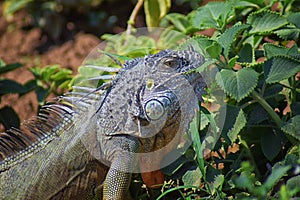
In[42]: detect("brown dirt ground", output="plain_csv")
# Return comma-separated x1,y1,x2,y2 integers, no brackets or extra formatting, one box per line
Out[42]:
0,4,101,131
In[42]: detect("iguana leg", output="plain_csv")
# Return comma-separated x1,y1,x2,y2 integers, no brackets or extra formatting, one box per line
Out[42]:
103,135,140,200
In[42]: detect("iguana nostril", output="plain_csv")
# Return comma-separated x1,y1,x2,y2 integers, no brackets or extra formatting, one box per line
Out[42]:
144,99,166,120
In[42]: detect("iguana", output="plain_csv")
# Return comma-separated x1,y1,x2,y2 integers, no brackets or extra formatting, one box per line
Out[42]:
0,49,206,200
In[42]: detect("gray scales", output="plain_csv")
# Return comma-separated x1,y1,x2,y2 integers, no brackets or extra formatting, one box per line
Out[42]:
0,49,206,200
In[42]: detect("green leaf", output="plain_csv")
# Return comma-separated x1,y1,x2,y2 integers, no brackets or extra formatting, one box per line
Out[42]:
179,36,215,57
263,43,299,59
190,113,205,176
193,2,234,30
227,109,247,143
263,163,291,190
288,12,300,28
157,28,186,50
247,11,288,34
286,175,300,196
205,42,222,59
35,86,49,104
208,175,224,195
0,62,23,74
218,22,250,58
165,13,191,33
200,111,210,130
266,57,300,84
216,68,259,102
281,115,300,140
238,43,254,63
275,26,300,40
3,0,33,18
291,102,300,115
0,79,27,95
228,55,239,68
50,68,72,81
0,106,20,129
261,129,285,161
144,0,171,28
182,167,202,187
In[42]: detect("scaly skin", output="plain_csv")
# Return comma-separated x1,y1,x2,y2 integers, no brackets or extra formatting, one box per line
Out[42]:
0,49,206,200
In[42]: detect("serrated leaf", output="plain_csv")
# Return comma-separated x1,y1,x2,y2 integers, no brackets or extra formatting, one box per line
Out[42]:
263,164,291,190
288,12,300,28
144,0,170,28
227,109,247,143
218,22,250,58
182,167,202,186
281,115,300,140
266,57,300,84
263,43,299,59
275,27,300,40
200,111,210,130
247,11,288,34
216,68,259,102
229,0,261,9
193,2,234,30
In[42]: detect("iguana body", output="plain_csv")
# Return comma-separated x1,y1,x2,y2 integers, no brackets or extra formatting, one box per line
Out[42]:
0,49,206,200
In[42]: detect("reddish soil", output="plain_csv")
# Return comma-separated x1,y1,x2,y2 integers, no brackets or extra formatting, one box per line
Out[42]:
0,4,101,130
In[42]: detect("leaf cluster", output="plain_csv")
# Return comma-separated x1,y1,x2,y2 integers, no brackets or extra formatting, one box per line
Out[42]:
0,61,72,130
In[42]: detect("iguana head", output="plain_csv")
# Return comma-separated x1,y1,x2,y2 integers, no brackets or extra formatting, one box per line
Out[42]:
97,49,206,166
97,49,206,138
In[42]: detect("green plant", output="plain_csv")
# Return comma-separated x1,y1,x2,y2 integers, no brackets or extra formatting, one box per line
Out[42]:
0,61,73,130
0,60,28,129
155,0,300,199
29,65,73,104
73,0,300,198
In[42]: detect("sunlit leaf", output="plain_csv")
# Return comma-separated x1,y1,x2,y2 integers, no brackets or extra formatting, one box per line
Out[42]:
247,11,288,34
266,56,300,84
216,68,259,102
218,22,250,58
227,109,247,143
193,2,234,30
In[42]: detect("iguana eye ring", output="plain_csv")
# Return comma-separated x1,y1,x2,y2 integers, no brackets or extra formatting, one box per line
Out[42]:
144,99,166,120
163,58,175,67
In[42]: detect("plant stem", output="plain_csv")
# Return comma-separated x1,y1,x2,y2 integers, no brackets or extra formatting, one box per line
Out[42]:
251,90,283,128
126,0,144,35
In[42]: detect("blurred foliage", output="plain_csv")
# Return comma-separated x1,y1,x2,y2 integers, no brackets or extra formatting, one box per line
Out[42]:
3,0,118,39
0,60,72,129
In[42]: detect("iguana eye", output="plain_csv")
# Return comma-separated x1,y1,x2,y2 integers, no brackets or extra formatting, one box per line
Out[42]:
163,58,175,67
144,99,165,120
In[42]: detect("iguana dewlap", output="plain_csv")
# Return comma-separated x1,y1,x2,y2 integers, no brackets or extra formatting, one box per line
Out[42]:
0,49,206,200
